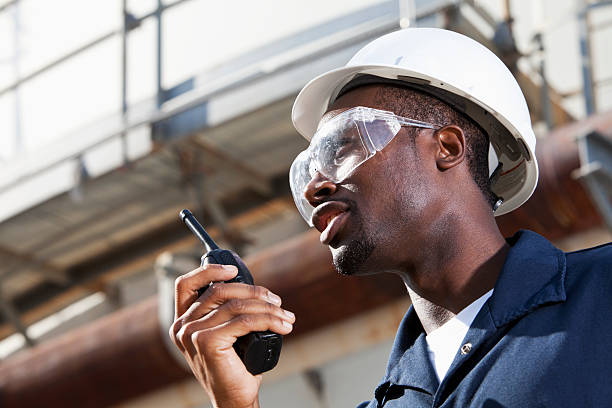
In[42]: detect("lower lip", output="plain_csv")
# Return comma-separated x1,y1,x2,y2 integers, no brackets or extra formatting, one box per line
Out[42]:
320,212,349,245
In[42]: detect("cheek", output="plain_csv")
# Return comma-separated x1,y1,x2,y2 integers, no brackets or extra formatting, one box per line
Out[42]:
397,174,431,215
344,148,430,230
378,160,434,232
355,171,407,231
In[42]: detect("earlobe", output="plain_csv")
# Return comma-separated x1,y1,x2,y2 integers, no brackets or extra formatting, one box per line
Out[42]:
435,125,465,171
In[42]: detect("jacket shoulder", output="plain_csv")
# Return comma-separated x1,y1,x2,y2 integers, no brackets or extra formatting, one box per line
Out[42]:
564,241,612,289
565,240,612,264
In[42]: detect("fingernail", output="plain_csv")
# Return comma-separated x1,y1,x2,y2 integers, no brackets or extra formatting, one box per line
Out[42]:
283,310,295,320
267,292,281,305
222,265,237,272
282,320,293,329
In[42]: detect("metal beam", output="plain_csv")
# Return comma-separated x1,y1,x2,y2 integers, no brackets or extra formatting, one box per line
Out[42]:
578,1,597,115
496,111,612,237
573,131,612,229
0,0,195,98
0,0,410,194
587,0,612,10
462,0,498,27
0,177,291,333
188,138,272,195
446,3,574,127
179,157,253,254
0,290,35,347
0,245,68,284
155,0,164,108
0,29,120,98
0,0,17,14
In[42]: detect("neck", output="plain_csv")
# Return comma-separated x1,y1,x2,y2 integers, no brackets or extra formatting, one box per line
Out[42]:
397,214,509,334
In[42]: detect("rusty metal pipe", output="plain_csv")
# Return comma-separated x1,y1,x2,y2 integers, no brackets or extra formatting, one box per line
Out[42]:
497,111,612,238
0,298,187,407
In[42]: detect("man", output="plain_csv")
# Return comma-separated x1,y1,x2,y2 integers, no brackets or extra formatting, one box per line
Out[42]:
170,28,612,407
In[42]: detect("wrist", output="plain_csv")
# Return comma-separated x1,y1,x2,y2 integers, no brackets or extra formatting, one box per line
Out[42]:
212,395,260,408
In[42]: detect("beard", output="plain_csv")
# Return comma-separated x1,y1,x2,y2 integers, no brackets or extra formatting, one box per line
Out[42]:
331,213,376,276
333,237,375,276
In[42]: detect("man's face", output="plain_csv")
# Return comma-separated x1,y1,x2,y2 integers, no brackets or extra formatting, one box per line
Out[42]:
303,85,441,276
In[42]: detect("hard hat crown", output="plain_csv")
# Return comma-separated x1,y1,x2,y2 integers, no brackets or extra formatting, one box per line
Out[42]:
292,28,538,215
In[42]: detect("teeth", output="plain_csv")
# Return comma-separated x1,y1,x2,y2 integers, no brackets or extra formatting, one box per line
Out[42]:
324,212,341,230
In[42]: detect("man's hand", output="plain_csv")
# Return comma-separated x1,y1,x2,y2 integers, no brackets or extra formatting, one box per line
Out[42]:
169,264,295,408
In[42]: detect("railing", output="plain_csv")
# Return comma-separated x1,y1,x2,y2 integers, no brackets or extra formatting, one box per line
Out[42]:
0,0,459,199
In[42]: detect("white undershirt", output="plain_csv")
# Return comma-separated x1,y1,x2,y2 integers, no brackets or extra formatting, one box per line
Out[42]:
425,289,493,382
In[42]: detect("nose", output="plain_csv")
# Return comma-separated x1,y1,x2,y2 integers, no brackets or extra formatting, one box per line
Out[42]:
304,172,338,206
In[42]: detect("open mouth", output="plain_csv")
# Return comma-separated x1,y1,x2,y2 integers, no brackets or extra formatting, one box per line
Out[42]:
312,201,350,246
321,209,343,230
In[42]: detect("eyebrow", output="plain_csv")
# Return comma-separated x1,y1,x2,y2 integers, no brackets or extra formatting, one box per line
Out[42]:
318,107,351,128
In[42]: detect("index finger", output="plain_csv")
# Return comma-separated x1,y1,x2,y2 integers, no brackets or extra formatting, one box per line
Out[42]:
174,263,238,319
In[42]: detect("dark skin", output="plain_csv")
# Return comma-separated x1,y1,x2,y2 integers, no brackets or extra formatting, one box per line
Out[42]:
169,84,509,407
306,85,509,332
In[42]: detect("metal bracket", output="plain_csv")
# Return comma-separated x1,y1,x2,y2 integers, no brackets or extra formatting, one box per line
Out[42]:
155,252,196,372
0,288,35,347
573,130,612,230
175,145,254,253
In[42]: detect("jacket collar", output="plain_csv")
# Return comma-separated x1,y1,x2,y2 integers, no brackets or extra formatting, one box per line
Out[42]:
384,309,439,395
487,230,567,328
382,230,567,392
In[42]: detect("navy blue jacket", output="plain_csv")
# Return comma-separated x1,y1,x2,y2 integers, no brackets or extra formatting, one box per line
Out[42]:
358,230,612,407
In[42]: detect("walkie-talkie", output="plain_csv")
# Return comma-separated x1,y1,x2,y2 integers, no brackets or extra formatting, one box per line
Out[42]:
180,209,283,375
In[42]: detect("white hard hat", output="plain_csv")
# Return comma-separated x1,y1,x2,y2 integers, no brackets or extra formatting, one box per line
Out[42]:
292,28,538,216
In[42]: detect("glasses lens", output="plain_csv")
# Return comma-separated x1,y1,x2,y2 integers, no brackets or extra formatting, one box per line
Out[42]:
311,118,369,181
361,117,402,151
290,118,372,226
289,150,315,226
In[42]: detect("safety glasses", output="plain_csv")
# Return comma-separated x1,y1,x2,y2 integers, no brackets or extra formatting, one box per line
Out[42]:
290,106,441,226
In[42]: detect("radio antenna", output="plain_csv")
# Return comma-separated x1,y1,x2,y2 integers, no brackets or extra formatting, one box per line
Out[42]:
180,209,219,252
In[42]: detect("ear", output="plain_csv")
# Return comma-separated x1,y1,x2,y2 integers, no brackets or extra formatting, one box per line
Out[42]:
435,125,465,171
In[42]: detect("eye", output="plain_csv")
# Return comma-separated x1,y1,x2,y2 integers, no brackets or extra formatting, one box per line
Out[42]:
333,138,353,164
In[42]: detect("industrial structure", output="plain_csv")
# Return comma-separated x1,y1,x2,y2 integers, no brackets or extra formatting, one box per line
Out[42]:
0,0,611,406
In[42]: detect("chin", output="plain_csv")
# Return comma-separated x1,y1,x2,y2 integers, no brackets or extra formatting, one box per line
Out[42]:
331,237,375,276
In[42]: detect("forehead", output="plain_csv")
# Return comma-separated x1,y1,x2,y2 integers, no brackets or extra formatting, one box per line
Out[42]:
319,84,392,127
